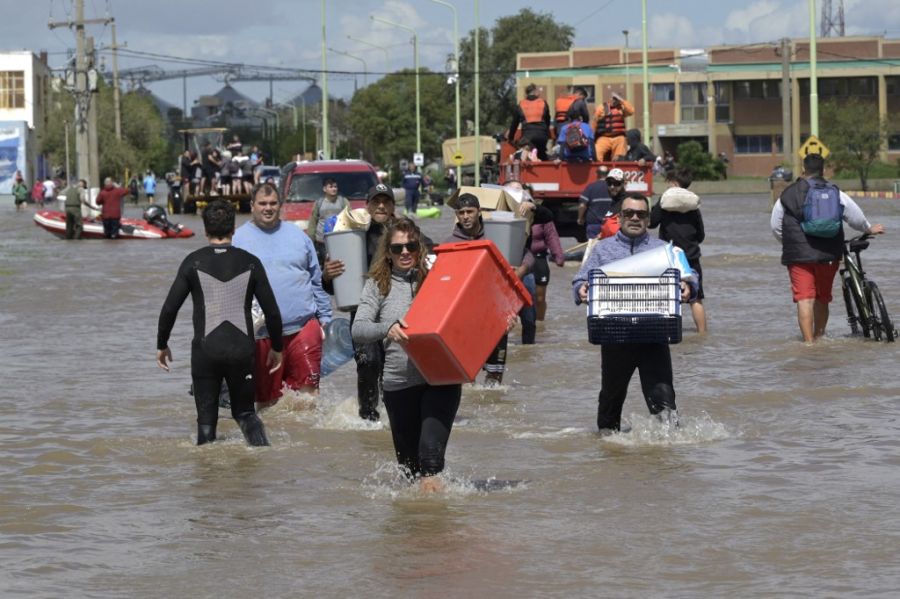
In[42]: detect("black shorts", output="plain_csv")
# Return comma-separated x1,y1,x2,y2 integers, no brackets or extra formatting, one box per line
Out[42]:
533,252,550,285
689,258,704,300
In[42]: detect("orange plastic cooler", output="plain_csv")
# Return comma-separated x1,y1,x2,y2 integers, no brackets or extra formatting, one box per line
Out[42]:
403,240,533,385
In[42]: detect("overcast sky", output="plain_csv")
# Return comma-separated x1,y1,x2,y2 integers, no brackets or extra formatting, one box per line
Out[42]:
4,0,899,108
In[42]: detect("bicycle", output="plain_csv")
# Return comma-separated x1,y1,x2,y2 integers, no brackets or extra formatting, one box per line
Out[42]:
839,234,896,342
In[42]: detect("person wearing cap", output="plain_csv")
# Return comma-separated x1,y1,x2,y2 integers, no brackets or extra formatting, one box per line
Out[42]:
577,167,627,239
565,87,592,126
770,153,885,343
445,191,536,387
508,83,551,161
594,92,634,162
573,194,696,432
320,183,397,421
233,182,333,405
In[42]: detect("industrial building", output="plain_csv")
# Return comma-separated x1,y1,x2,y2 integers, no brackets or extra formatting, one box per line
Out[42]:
516,35,900,177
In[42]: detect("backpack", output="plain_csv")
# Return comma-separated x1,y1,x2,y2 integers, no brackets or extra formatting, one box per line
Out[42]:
800,180,843,238
564,124,588,151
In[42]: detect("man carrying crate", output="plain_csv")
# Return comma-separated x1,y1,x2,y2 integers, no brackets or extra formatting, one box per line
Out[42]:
572,194,696,432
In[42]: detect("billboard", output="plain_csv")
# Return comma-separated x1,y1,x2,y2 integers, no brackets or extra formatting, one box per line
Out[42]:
0,121,27,194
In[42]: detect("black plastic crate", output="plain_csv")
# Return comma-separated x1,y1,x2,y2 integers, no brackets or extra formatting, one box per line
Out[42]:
586,267,682,344
587,314,682,345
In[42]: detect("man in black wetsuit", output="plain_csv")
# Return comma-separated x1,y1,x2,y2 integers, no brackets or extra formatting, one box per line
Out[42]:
156,199,284,446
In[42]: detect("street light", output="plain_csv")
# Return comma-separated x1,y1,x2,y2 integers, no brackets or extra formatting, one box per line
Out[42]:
371,16,421,155
474,0,481,185
328,46,368,89
641,0,650,137
623,29,631,128
432,0,461,156
321,0,329,159
347,34,390,73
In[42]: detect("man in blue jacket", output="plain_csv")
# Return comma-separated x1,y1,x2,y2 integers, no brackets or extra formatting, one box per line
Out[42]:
573,194,695,432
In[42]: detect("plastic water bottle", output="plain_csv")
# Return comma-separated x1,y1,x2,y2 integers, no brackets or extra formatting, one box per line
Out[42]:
321,318,355,377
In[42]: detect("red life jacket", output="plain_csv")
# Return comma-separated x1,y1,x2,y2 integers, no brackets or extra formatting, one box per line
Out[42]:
596,102,627,137
519,98,547,124
554,94,578,122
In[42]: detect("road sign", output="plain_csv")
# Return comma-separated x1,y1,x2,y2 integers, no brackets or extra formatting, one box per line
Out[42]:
798,135,830,160
452,152,464,165
413,152,424,167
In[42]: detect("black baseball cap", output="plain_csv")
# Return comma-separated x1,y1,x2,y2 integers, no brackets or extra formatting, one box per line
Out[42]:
367,183,394,203
455,193,480,209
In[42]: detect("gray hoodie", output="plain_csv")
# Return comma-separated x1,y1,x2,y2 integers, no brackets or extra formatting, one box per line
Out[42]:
351,271,427,391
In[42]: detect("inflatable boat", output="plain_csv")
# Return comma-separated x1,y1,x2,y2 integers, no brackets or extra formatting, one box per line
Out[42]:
33,205,194,240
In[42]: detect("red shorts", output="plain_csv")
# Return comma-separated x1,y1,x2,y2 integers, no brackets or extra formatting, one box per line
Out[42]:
254,319,323,405
787,262,840,303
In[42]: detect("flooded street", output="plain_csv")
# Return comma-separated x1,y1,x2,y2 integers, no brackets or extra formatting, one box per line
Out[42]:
2,193,900,596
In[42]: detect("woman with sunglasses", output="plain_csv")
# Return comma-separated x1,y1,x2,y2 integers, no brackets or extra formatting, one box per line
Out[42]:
351,217,461,493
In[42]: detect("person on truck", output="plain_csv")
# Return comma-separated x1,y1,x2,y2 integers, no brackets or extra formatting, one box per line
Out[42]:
555,117,595,163
566,87,592,125
594,92,634,162
619,128,656,165
508,83,551,161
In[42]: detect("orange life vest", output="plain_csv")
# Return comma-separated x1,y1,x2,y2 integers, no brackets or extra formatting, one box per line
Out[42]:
596,102,627,137
519,98,547,124
554,94,578,122
600,214,620,239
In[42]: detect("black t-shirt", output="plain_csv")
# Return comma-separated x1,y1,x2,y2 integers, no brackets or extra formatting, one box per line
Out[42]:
579,180,613,225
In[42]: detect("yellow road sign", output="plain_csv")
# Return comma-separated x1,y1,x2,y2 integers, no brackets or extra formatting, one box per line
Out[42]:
798,135,830,159
452,152,464,165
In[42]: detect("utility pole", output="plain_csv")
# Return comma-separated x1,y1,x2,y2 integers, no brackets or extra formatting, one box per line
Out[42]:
48,0,111,187
780,38,793,169
110,18,123,140
86,36,99,187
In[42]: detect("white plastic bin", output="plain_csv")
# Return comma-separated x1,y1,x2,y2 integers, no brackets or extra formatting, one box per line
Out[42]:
482,215,527,267
324,229,368,311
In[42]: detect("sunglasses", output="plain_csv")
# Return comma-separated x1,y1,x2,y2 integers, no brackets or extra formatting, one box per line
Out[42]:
621,209,649,219
389,242,420,255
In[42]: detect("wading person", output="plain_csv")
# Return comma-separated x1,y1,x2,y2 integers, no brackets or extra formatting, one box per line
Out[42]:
573,195,695,432
770,153,884,343
351,218,461,493
233,182,332,405
322,183,397,421
156,200,283,446
63,179,90,240
307,177,349,266
95,177,129,239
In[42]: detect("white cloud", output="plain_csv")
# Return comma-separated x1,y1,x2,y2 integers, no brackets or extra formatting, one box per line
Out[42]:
647,14,698,48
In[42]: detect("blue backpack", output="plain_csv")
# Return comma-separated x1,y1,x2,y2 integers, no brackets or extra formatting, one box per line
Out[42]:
801,180,843,238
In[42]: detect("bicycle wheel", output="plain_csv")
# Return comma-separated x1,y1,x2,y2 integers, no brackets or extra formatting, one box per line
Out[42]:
852,279,872,338
867,281,896,343
841,274,861,336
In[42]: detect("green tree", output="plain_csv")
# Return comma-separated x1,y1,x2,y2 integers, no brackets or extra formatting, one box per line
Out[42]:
41,79,171,184
820,97,898,191
347,68,454,170
675,141,725,180
457,9,574,136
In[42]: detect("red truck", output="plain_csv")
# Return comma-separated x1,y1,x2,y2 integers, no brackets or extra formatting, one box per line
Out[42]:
278,159,379,227
497,141,653,242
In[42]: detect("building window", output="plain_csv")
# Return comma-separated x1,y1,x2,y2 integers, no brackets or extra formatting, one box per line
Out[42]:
652,83,674,102
715,81,731,123
800,76,876,97
0,71,25,109
680,82,707,122
890,134,900,151
733,80,781,100
735,135,774,154
888,77,900,96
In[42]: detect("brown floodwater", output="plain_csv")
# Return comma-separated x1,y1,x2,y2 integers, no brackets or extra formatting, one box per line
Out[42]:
2,193,899,596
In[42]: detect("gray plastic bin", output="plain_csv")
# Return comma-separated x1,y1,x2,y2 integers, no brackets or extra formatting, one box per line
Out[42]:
324,229,368,311
482,217,527,267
